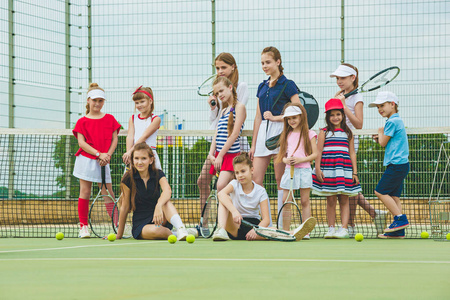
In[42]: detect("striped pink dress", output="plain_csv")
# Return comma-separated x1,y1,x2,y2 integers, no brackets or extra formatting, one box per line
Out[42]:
312,128,361,196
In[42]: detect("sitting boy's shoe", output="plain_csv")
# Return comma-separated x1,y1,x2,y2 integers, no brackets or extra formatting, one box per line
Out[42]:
373,209,388,234
78,225,90,238
187,227,199,238
333,227,349,239
378,229,405,239
177,226,189,241
293,217,316,241
212,227,230,241
384,214,409,233
348,226,356,238
324,227,336,239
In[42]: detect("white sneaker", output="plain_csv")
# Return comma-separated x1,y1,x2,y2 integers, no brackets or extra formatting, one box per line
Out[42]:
374,209,388,234
292,217,316,241
187,227,199,238
302,234,310,240
177,226,189,241
324,227,336,239
333,227,349,239
78,225,90,238
212,227,230,241
348,226,356,238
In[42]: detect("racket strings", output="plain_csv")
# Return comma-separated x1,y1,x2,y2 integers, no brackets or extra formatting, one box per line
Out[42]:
277,202,302,232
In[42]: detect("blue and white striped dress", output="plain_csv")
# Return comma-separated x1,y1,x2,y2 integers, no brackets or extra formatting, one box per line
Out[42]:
312,128,361,196
215,108,243,153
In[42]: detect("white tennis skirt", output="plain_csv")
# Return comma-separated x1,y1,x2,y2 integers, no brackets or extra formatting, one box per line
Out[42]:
73,155,112,183
254,120,284,157
280,167,313,190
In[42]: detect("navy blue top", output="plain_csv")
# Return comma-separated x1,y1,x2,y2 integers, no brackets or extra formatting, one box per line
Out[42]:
122,168,166,235
256,75,299,120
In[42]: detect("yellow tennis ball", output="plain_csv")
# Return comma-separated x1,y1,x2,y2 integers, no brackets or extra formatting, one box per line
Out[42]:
168,234,177,244
107,233,116,242
446,233,450,240
420,231,429,239
55,232,64,240
186,234,195,244
355,233,364,242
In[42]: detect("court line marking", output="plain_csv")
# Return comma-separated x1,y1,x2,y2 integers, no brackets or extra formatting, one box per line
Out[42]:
0,240,166,254
0,257,449,264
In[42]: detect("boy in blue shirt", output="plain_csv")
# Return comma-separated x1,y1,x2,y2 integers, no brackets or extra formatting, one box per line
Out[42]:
370,91,409,239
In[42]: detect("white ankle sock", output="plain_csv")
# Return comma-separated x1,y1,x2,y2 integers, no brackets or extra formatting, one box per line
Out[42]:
170,214,184,229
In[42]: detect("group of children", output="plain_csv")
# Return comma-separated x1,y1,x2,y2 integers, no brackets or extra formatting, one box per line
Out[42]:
72,47,410,241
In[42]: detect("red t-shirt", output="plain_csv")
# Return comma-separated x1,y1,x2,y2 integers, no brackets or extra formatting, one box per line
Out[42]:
73,114,121,159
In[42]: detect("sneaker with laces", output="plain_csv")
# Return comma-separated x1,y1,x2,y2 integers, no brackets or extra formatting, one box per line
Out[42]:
384,214,409,233
348,226,356,238
78,225,90,238
378,228,405,239
292,217,316,241
324,227,336,239
212,227,230,241
177,226,189,241
187,227,199,238
373,209,388,234
333,227,349,239
302,234,310,240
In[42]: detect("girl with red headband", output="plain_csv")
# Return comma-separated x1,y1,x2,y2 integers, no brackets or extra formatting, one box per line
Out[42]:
123,86,162,170
72,83,121,238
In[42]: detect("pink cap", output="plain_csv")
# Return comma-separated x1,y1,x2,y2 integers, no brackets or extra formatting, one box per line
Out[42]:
325,98,344,112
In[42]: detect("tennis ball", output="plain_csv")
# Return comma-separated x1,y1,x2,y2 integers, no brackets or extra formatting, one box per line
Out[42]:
446,233,450,240
55,232,64,240
420,231,429,239
186,234,195,244
107,233,116,242
355,233,364,242
168,234,177,244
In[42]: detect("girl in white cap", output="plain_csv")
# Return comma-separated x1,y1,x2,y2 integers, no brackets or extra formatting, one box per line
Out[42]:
330,64,387,236
72,83,121,238
275,103,318,239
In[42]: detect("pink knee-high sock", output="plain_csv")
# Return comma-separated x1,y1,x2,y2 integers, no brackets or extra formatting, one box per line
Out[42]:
78,198,90,227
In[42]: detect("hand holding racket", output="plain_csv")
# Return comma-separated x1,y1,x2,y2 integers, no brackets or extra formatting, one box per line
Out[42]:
344,66,400,98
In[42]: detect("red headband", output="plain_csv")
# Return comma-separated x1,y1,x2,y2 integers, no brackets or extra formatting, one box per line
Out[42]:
133,85,153,101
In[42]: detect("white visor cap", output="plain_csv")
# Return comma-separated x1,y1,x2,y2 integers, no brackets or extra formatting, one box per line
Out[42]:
87,89,106,100
330,65,357,78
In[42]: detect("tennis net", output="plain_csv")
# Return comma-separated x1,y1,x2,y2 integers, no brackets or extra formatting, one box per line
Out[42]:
1,128,449,238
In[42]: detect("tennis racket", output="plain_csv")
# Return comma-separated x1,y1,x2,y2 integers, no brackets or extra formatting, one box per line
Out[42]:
277,165,303,232
241,220,296,242
344,66,400,98
111,194,133,239
89,166,116,238
197,75,216,97
298,89,319,129
199,173,219,238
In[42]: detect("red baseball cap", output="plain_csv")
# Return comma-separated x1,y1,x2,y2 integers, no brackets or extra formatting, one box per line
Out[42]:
325,98,344,112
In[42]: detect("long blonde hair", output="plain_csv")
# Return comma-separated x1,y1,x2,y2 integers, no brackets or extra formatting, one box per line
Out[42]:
213,76,238,136
275,103,311,164
86,83,105,114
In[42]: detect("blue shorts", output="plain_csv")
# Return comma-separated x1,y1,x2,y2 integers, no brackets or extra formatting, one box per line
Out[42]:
375,163,409,197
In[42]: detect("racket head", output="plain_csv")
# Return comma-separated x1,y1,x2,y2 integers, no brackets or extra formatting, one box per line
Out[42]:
241,220,295,242
277,201,303,232
112,196,133,239
298,91,319,128
197,75,216,96
199,174,219,238
360,66,400,93
89,189,116,238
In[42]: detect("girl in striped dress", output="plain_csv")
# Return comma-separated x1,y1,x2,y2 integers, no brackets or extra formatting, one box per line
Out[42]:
207,76,246,192
312,98,361,239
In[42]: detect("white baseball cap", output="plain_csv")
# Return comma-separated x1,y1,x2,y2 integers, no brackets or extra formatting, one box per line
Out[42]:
283,106,302,118
369,91,399,107
330,65,357,78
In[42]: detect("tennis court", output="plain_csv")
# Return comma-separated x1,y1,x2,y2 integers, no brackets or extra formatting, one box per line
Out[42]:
1,238,449,299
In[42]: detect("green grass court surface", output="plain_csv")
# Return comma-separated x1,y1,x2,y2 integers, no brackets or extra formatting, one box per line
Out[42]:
1,238,449,300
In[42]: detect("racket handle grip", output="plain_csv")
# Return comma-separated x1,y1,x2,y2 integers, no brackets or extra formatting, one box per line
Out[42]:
290,165,295,178
211,100,216,106
344,89,358,98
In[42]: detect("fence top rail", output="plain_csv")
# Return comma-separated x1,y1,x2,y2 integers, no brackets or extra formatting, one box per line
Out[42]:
1,127,450,136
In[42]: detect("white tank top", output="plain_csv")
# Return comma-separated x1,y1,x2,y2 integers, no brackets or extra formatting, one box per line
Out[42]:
133,113,159,149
